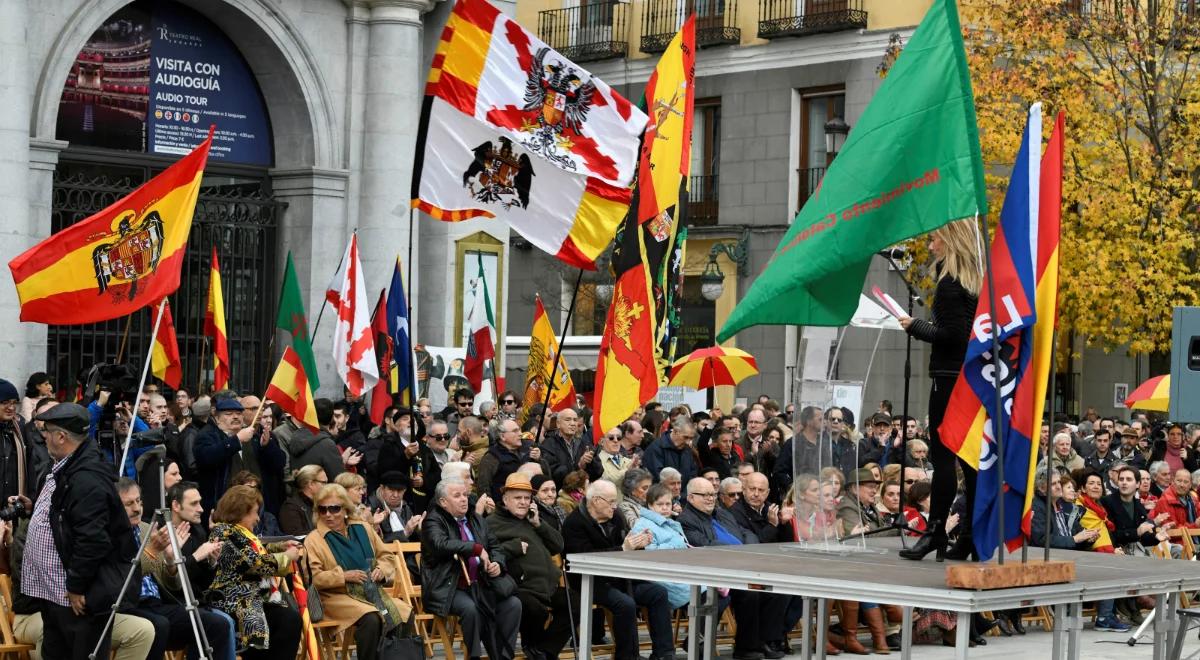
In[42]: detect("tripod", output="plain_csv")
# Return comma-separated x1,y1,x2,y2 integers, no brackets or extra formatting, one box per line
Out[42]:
89,507,215,660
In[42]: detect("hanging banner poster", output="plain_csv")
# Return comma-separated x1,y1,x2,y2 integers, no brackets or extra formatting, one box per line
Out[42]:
56,1,273,166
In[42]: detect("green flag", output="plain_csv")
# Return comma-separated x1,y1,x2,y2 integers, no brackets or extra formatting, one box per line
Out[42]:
717,0,987,341
276,252,320,389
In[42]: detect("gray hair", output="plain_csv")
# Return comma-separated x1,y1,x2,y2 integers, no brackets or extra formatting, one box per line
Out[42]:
719,477,741,493
671,416,696,433
622,468,652,497
434,478,468,505
1150,460,1170,475
585,480,617,500
480,401,496,415
659,467,682,483
442,461,472,482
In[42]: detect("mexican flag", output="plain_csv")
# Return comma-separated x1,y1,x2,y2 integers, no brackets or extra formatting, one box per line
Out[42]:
464,253,496,392
717,0,988,340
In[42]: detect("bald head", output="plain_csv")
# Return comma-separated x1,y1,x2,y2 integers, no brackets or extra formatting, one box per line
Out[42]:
744,472,770,508
686,477,716,514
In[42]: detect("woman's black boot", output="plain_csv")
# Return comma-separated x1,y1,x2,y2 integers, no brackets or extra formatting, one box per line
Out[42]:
898,523,947,561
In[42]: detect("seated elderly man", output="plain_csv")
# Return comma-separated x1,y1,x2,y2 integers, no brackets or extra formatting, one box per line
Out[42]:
1153,468,1200,530
678,477,786,660
563,479,677,660
421,479,521,660
488,473,573,660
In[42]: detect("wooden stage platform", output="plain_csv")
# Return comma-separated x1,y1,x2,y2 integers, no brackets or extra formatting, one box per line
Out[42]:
566,538,1200,660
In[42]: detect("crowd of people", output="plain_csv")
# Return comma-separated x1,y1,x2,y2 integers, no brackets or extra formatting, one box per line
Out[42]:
0,364,1194,660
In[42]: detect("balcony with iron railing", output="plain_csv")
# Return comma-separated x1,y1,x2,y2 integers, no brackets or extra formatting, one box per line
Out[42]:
538,1,629,63
641,0,740,53
758,0,867,39
687,174,719,226
798,166,825,205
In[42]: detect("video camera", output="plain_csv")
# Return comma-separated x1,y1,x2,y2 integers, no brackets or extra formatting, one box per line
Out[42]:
80,362,140,455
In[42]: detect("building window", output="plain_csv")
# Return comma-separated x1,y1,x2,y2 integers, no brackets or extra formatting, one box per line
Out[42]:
798,89,845,208
689,99,721,227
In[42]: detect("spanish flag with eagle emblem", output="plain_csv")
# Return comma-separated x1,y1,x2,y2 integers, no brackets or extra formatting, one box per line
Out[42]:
9,131,212,324
592,19,694,439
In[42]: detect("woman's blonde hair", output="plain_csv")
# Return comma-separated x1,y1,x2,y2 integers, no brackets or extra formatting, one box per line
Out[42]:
311,484,364,526
335,472,366,492
932,219,983,296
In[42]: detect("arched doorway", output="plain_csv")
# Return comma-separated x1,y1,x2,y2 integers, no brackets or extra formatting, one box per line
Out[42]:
46,0,289,395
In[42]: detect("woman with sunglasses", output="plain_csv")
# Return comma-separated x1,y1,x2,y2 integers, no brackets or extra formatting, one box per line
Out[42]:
304,484,410,660
496,391,520,421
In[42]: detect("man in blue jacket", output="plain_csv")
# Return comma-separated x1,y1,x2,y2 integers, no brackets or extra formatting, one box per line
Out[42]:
642,417,699,493
192,397,255,513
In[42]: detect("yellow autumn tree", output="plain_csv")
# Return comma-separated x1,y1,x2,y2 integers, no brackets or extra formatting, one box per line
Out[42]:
959,0,1200,354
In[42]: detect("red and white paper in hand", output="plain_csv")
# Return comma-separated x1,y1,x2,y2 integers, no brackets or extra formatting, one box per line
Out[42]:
871,285,907,319
329,234,379,396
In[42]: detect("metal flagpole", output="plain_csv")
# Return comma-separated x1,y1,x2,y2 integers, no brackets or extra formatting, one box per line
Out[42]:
119,298,169,475
533,269,584,443
979,213,1006,565
1045,329,1058,562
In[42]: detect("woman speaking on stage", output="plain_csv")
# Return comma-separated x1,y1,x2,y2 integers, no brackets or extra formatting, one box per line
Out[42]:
897,219,981,562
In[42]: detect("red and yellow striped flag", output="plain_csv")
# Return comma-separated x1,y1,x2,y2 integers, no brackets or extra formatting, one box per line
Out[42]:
150,298,182,389
9,132,212,324
265,347,320,432
204,248,230,391
290,568,322,660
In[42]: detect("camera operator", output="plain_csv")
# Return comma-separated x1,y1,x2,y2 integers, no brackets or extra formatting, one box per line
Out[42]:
21,402,137,660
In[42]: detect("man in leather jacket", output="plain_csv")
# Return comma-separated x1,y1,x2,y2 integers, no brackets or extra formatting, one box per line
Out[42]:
420,478,521,660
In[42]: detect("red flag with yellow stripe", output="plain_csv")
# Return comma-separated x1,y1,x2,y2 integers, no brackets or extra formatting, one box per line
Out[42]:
204,248,230,391
9,132,212,324
150,298,182,389
265,346,320,433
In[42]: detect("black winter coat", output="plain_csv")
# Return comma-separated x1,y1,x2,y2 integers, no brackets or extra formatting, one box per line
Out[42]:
1100,493,1160,548
642,434,699,488
561,502,632,593
45,440,138,615
906,274,977,378
541,432,602,486
377,438,441,514
730,499,781,543
420,504,507,617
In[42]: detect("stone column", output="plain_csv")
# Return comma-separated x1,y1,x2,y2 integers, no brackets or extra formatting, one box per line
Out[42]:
355,0,435,300
0,2,39,378
272,167,351,398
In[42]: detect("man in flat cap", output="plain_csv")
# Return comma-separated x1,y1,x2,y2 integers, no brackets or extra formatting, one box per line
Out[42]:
192,396,256,513
19,402,137,659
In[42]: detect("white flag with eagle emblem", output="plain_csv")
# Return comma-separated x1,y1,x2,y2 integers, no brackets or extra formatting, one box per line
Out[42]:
422,0,646,188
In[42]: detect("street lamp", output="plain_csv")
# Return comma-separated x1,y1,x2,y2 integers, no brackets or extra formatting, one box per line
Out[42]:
700,240,748,302
824,116,850,157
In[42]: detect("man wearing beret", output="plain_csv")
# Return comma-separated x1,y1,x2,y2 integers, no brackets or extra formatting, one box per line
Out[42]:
19,402,137,659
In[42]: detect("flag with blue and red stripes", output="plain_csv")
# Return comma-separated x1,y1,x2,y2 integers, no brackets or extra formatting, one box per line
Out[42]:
939,104,1043,561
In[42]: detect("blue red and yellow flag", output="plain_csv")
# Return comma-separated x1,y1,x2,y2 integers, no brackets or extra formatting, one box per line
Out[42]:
1016,112,1064,541
939,104,1044,561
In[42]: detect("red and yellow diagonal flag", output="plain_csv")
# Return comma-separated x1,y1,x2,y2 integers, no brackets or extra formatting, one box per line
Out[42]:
150,298,182,389
204,248,230,391
520,295,576,424
9,131,212,324
265,347,320,432
592,20,694,439
290,567,321,660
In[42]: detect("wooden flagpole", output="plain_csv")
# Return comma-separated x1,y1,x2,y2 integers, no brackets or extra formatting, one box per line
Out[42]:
116,315,134,364
119,298,169,474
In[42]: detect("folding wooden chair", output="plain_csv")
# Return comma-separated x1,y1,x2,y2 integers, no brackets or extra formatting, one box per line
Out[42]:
0,575,34,660
391,542,461,660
